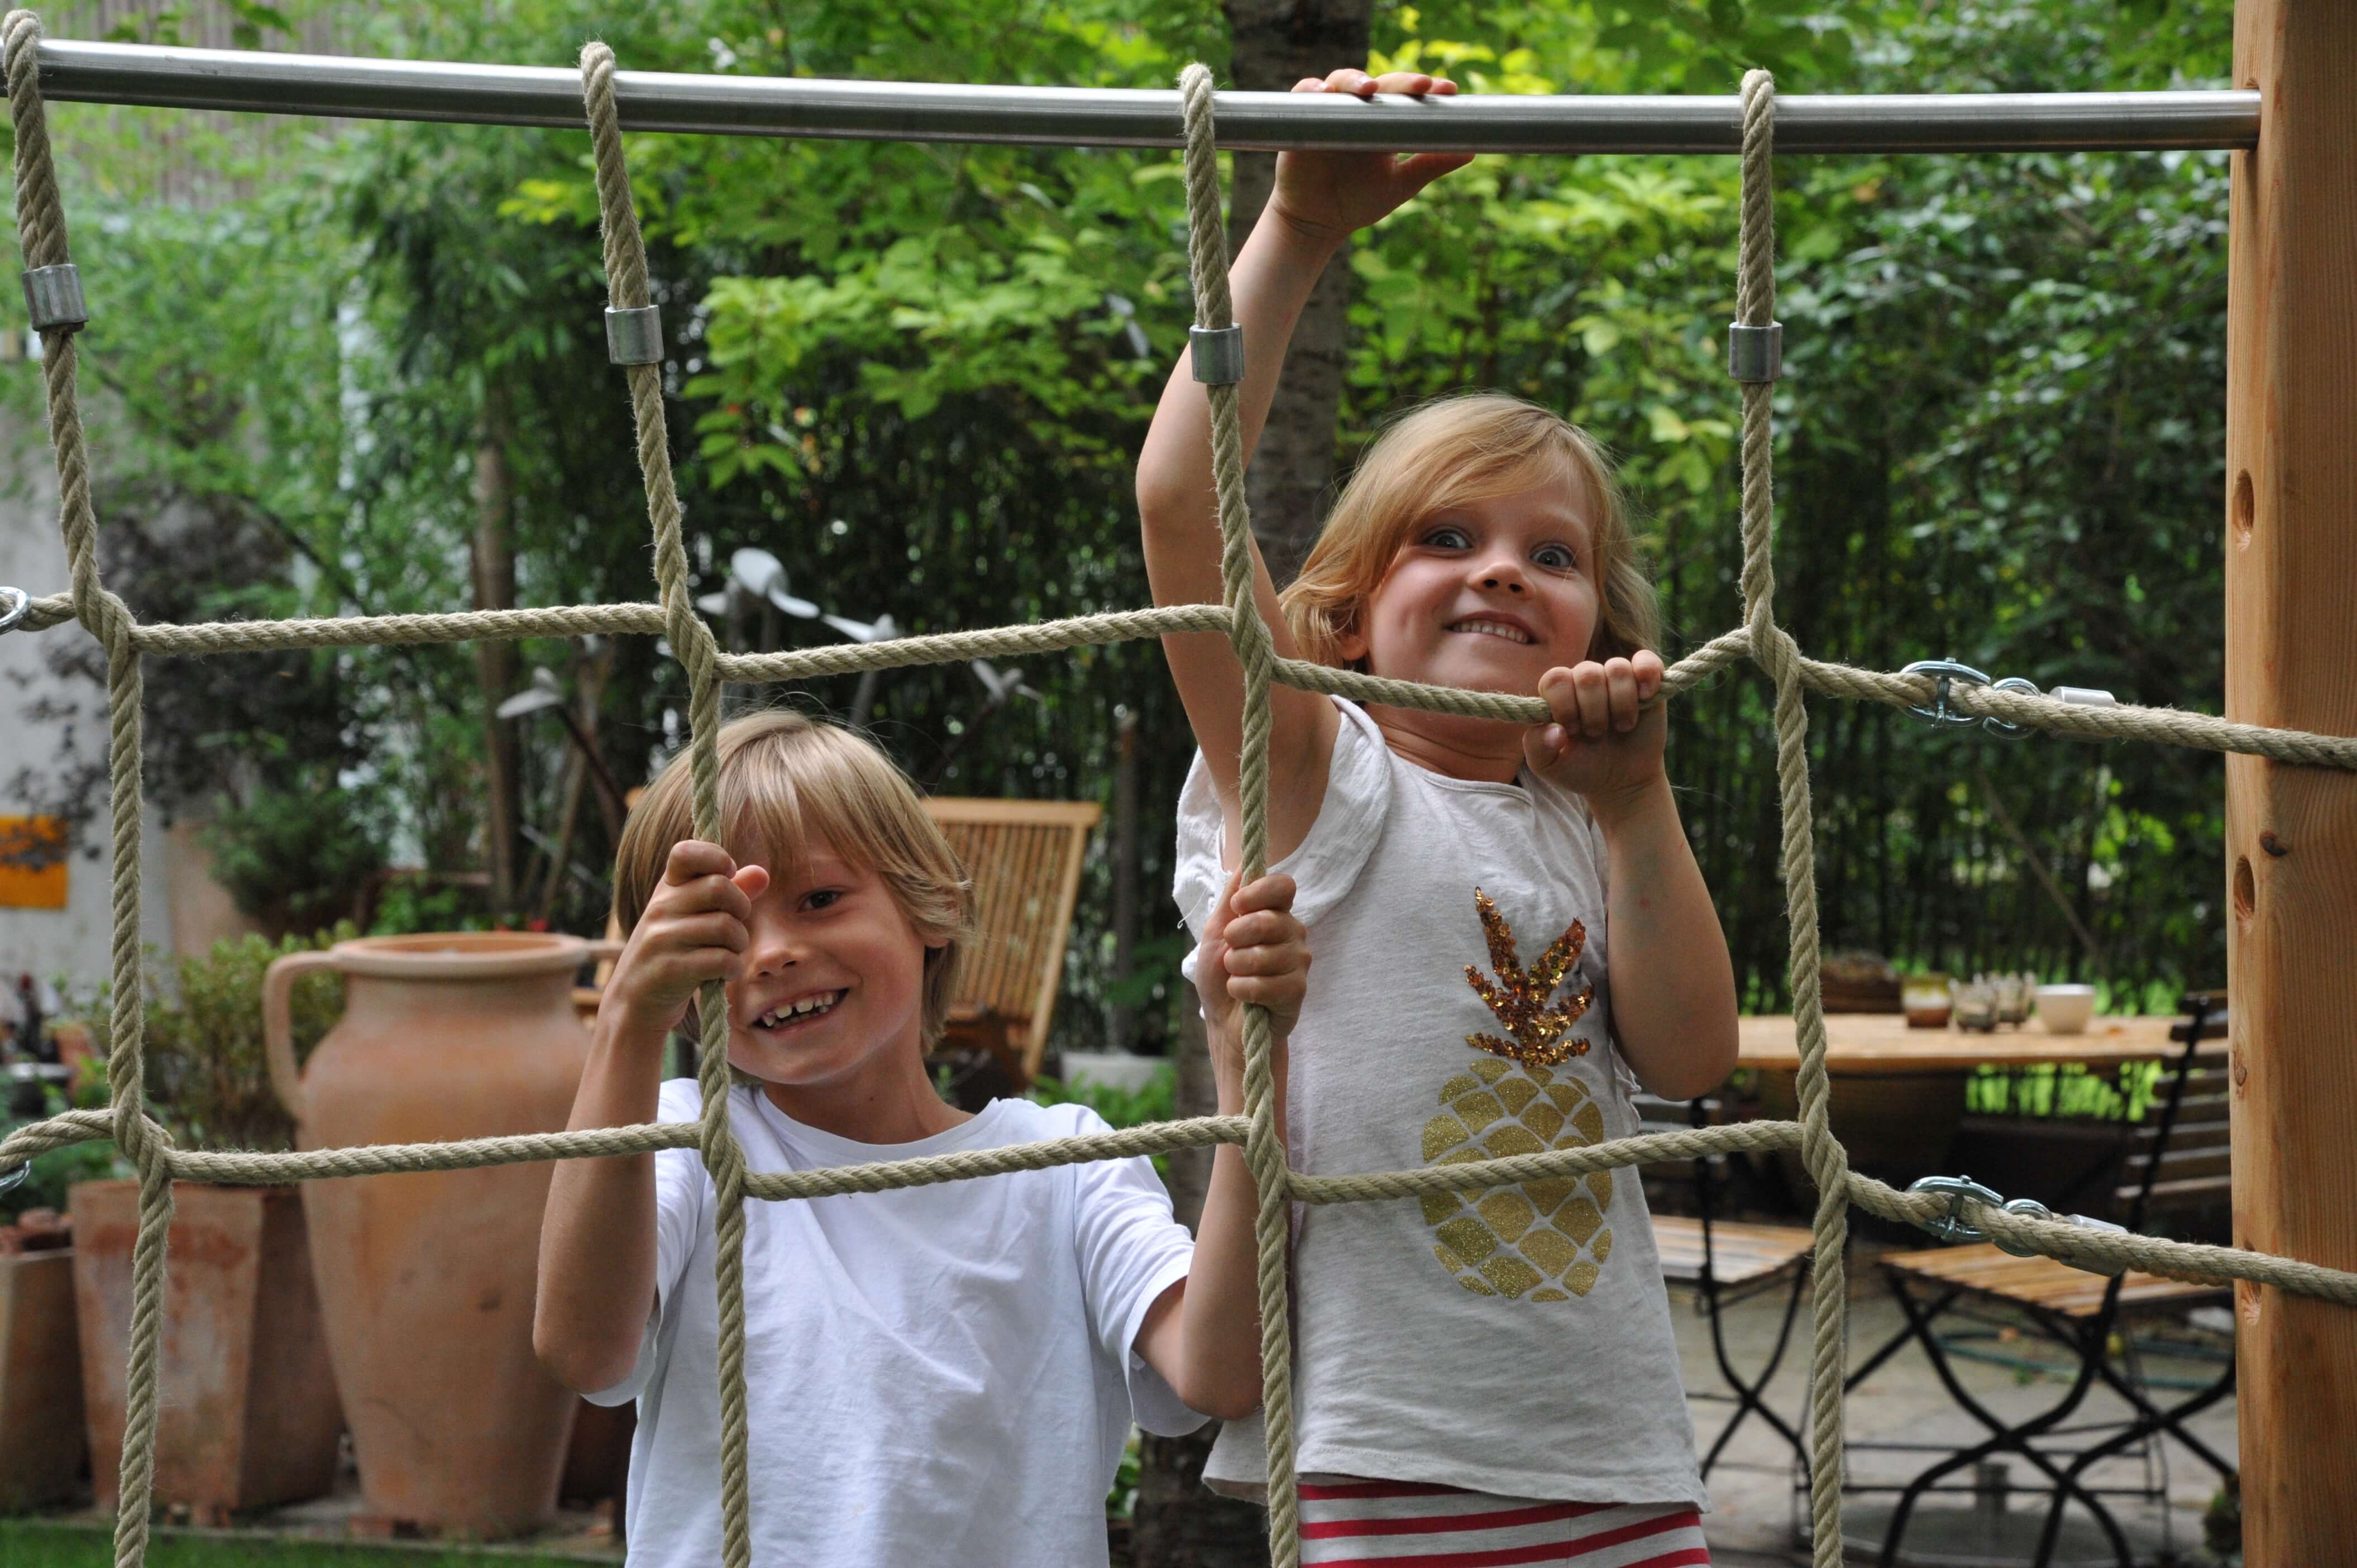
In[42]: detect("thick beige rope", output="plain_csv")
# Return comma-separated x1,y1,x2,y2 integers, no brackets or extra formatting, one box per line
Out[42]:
577,41,761,1568
22,602,2357,775
1176,61,1306,1566
1726,73,1849,1566
4,21,2354,1568
16,1103,2357,1306
2,16,175,1568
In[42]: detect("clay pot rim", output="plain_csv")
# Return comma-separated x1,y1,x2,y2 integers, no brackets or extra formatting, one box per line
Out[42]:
327,932,590,981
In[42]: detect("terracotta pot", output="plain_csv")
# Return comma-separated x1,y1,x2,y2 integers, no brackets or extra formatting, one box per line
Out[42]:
69,1183,342,1519
0,1249,85,1509
264,932,610,1538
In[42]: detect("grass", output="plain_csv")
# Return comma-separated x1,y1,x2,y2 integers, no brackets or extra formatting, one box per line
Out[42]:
0,1522,604,1568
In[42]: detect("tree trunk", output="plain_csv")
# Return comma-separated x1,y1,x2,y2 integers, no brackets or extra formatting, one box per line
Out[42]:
1221,0,1371,588
472,388,522,916
1132,983,1269,1568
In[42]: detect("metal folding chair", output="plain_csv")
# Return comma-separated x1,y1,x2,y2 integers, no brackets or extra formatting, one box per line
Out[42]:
1847,993,2236,1566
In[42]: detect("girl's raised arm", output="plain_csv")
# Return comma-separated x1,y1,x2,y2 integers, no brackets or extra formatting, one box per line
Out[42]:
1136,68,1470,870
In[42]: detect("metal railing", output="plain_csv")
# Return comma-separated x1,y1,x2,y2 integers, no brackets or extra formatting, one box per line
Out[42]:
31,37,2260,154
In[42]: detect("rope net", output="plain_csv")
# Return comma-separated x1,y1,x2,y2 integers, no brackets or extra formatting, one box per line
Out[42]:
1,20,2351,1568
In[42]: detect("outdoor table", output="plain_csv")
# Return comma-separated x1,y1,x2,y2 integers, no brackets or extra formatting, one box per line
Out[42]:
1734,1014,2180,1073
1724,1015,2180,1189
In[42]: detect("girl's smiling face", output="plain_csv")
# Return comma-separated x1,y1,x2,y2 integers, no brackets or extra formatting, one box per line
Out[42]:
723,837,940,1096
1338,472,1601,695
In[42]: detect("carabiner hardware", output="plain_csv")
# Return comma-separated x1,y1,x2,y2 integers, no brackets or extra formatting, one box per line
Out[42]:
1907,1174,2004,1244
1900,659,2048,738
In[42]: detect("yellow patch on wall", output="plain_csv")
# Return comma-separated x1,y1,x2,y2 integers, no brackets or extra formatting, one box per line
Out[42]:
0,816,69,909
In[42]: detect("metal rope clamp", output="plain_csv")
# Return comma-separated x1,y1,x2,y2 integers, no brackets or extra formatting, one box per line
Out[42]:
605,304,664,365
0,585,30,635
1907,1174,2005,1244
0,1158,26,1195
1907,1175,2130,1274
1727,320,1781,383
22,263,88,335
1189,323,1244,385
1899,658,2116,738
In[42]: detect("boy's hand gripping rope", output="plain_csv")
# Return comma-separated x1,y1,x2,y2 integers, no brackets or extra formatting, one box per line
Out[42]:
6,23,2357,1568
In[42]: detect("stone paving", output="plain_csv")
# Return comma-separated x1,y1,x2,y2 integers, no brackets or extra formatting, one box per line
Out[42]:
1677,1246,2238,1567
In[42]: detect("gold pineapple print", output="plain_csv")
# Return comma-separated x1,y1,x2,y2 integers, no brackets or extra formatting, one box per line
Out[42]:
1421,890,1617,1302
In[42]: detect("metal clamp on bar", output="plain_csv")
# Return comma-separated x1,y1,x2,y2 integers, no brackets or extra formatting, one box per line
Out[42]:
1900,659,2116,738
0,586,30,635
1727,320,1781,382
604,304,664,365
1189,324,1244,385
22,264,88,334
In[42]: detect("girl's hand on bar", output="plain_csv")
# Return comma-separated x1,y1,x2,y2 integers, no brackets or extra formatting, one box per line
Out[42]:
1266,68,1474,248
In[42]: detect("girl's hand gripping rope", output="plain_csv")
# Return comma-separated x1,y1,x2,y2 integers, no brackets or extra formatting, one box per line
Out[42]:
1196,872,1309,1117
1524,651,1671,815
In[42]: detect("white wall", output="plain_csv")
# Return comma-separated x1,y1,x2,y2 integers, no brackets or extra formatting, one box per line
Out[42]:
2,392,181,997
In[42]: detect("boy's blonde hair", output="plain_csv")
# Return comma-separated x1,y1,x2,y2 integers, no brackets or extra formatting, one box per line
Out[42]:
611,709,971,1049
1279,394,1661,671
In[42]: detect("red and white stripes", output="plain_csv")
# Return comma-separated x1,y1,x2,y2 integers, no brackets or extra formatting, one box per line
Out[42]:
1297,1479,1709,1568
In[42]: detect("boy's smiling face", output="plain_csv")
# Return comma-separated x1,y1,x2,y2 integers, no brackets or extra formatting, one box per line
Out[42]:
722,836,939,1097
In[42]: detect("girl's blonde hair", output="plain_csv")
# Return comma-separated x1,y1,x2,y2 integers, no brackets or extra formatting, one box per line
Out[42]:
1279,394,1661,671
611,709,972,1049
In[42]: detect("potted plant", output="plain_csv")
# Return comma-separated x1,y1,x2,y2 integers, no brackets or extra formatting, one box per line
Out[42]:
67,930,348,1523
0,1068,115,1510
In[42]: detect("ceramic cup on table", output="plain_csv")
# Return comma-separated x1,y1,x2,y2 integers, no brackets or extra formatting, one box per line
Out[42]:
2034,983,2096,1035
1901,973,1953,1030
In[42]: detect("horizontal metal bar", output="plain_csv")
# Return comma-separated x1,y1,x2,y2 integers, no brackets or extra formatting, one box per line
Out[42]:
35,39,2258,154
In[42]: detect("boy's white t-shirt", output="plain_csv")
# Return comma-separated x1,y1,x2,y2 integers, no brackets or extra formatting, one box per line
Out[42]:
1174,696,1705,1508
586,1079,1206,1568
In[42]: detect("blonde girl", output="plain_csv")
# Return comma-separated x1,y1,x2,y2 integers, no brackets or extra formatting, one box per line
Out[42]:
1137,66,1737,1567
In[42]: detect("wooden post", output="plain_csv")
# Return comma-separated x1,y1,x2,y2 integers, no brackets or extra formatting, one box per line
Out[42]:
2225,3,2357,1560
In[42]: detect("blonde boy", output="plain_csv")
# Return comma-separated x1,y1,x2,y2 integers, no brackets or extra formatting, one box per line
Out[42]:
534,710,1303,1568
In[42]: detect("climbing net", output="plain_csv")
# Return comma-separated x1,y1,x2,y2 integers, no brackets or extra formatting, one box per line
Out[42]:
2,16,2354,1568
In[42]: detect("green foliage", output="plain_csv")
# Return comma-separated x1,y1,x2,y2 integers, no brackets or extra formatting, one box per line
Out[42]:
0,1521,597,1568
141,928,351,1153
1030,1065,1177,1130
1,1081,121,1222
1107,1431,1142,1521
56,930,350,1155
1032,1065,1178,1175
202,782,391,941
30,0,2248,1046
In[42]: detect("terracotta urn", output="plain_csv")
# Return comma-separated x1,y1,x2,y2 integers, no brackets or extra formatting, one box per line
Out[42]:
265,932,608,1537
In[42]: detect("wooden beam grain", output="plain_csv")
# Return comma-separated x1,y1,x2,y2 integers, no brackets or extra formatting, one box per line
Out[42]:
2225,4,2357,1560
